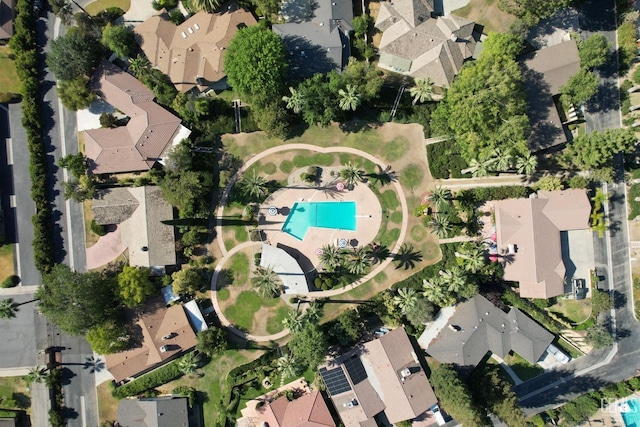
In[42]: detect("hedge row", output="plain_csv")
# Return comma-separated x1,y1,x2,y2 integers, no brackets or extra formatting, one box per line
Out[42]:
426,140,469,179
9,0,54,273
501,289,566,333
457,185,529,205
112,356,184,398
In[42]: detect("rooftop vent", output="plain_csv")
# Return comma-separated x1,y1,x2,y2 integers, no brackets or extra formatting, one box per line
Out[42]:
401,368,411,378
188,27,194,34
181,32,187,38
194,23,200,30
160,345,169,353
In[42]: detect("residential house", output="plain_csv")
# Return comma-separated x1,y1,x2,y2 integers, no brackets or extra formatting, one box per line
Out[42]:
105,295,198,384
273,0,353,77
319,327,438,427
92,186,176,269
84,60,190,174
494,189,592,299
419,295,555,370
256,390,335,427
134,4,257,93
521,40,580,152
374,0,479,87
117,397,189,427
0,0,14,40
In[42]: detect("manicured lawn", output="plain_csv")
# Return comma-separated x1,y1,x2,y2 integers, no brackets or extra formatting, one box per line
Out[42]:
266,305,292,334
84,0,131,15
97,382,118,425
451,0,516,34
224,290,288,333
504,352,544,381
380,189,400,210
556,338,583,360
0,46,20,94
0,376,30,412
399,164,424,191
549,298,591,325
0,244,15,284
410,224,426,241
217,288,230,301
228,252,249,286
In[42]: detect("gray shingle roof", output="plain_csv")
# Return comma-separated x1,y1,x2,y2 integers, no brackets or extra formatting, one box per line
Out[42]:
0,0,14,39
117,397,189,427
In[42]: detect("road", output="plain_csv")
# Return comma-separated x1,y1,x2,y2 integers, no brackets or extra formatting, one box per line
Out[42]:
580,0,622,132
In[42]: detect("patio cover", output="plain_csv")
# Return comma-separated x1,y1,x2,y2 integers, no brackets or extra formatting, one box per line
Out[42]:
260,243,309,295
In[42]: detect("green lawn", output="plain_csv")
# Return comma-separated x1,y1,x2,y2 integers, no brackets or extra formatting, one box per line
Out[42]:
0,244,14,284
556,338,583,360
84,0,131,15
224,290,289,334
504,353,544,381
549,298,591,324
0,376,30,412
0,47,20,95
229,252,249,286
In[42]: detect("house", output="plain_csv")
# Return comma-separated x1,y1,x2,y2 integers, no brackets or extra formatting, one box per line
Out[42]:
256,390,335,427
105,295,198,383
319,327,438,427
494,189,592,299
92,186,176,269
260,243,309,294
84,60,190,174
117,397,189,427
374,0,479,87
0,0,14,40
134,4,257,93
521,40,580,152
273,0,353,77
419,295,555,370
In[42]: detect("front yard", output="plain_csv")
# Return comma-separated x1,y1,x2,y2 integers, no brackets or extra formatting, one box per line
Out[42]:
0,244,14,284
0,46,20,96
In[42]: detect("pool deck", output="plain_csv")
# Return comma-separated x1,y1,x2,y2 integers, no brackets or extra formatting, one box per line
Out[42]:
258,179,382,272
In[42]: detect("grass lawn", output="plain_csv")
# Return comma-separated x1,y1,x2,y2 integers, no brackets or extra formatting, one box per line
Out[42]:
97,382,118,424
556,338,583,360
504,352,544,381
0,376,30,412
549,298,591,325
0,244,15,284
83,200,101,248
451,0,516,34
84,0,131,15
224,290,281,330
0,46,20,94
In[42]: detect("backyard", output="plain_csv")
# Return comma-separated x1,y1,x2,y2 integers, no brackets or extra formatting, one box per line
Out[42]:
451,0,516,34
0,46,20,97
0,375,30,415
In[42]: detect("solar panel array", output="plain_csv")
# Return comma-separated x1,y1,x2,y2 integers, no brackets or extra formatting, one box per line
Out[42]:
319,367,352,396
344,356,368,385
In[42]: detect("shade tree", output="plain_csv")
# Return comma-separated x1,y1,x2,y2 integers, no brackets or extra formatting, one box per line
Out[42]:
116,266,155,308
579,34,612,70
57,76,96,111
196,326,228,356
430,364,488,426
564,128,637,171
559,69,599,107
101,24,137,58
86,320,129,354
288,323,329,369
46,27,103,81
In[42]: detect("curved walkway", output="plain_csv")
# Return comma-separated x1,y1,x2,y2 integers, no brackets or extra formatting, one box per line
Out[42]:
211,144,410,341
86,225,124,270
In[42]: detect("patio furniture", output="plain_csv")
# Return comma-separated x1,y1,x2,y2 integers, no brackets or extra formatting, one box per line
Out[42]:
336,182,345,191
338,238,348,248
268,206,278,216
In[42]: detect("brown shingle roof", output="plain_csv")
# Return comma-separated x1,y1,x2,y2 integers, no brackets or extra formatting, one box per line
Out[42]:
105,296,197,383
262,391,335,427
0,0,14,39
134,7,257,92
494,189,591,299
84,61,184,174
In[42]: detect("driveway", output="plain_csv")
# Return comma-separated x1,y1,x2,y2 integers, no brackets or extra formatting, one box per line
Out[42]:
561,229,595,290
121,1,158,24
86,225,123,270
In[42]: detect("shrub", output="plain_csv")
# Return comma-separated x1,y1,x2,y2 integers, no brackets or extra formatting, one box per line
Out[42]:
90,219,107,236
568,175,589,189
152,0,179,10
1,275,20,288
618,21,637,72
426,140,469,179
112,357,184,398
501,289,565,332
168,9,185,25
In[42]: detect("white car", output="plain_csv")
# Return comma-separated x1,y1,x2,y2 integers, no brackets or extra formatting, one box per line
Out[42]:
546,344,571,364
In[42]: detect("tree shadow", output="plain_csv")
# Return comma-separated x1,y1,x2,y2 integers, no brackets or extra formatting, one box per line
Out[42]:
61,406,79,420
585,79,619,114
59,367,76,386
366,165,398,187
393,244,423,270
611,289,627,310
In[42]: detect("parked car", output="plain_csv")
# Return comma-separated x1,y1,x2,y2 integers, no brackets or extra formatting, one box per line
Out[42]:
546,344,571,364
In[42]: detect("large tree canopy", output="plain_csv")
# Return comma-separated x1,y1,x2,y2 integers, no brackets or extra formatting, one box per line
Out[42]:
224,24,288,99
430,364,488,426
565,128,637,170
57,76,96,111
432,49,530,163
559,69,599,106
101,24,137,58
579,33,612,70
36,264,117,335
46,27,103,81
116,266,155,308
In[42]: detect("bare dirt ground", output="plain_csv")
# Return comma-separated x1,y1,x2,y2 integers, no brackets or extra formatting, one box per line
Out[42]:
452,0,516,34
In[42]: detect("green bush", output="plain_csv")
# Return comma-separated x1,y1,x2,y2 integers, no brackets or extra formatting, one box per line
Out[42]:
151,0,178,10
1,275,20,288
112,356,184,398
458,186,529,205
618,21,637,72
501,289,564,332
168,9,185,25
426,140,469,179
90,219,107,237
628,184,640,219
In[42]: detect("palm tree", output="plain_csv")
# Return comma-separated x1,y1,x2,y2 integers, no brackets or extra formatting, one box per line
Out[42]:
409,78,434,104
516,154,537,176
591,187,608,211
429,214,451,239
178,352,200,375
0,298,19,319
393,288,419,313
422,277,453,307
455,244,486,274
346,246,372,275
282,311,306,332
190,0,223,12
393,243,423,270
340,162,365,187
319,244,343,271
367,244,390,264
128,55,151,79
277,353,299,386
461,158,494,177
440,268,466,294
428,186,452,209
239,172,269,201
251,267,282,298
26,366,47,384
338,84,361,111
304,300,322,323
282,86,304,114
492,147,514,172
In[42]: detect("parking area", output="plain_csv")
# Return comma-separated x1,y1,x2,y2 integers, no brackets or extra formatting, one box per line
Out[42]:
561,229,595,296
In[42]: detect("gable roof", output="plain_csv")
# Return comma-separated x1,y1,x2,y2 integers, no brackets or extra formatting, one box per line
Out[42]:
494,189,591,299
319,327,437,427
117,397,189,427
134,6,257,92
419,295,554,368
105,295,197,383
521,40,580,152
92,186,176,267
375,0,477,87
0,0,13,39
260,391,336,427
273,0,353,77
84,60,187,174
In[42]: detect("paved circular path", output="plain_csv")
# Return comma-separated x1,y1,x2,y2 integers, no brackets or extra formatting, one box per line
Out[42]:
210,144,410,342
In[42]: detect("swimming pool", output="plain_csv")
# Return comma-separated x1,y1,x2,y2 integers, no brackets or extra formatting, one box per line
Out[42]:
281,201,357,240
621,398,640,427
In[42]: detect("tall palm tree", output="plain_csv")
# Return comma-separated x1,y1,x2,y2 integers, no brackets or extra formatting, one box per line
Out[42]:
304,300,322,323
440,268,466,294
239,172,269,201
429,214,451,239
282,311,305,332
591,187,608,211
340,162,365,188
393,288,419,313
516,154,537,176
393,243,423,270
428,186,452,210
190,0,223,12
455,244,486,274
346,246,371,275
277,353,299,386
409,78,434,104
367,244,390,264
178,352,200,375
422,277,453,307
282,87,304,114
26,366,47,384
319,244,344,271
128,55,151,79
338,84,361,111
0,298,19,319
251,267,282,298
461,158,494,177
492,147,514,172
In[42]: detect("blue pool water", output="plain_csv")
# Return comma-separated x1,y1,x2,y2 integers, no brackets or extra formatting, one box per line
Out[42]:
621,398,640,427
281,201,357,240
